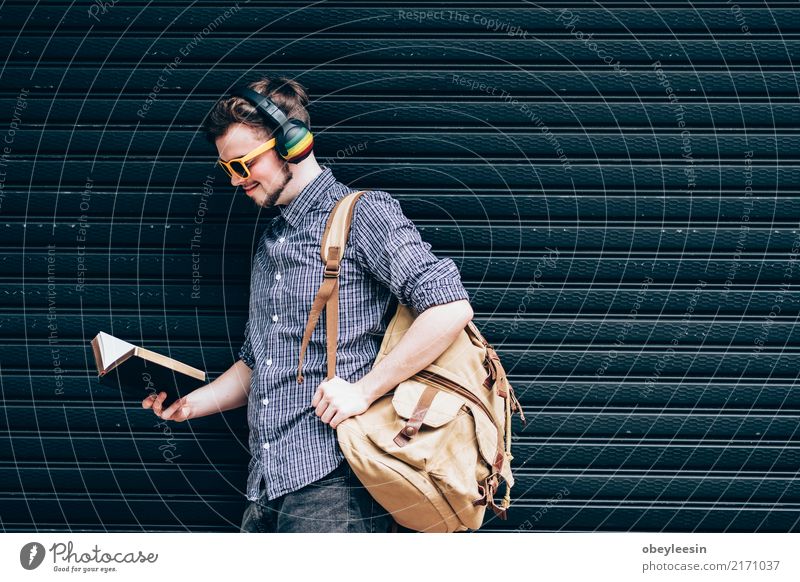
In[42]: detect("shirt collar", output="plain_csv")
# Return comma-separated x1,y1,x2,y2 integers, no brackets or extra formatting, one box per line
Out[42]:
278,166,336,227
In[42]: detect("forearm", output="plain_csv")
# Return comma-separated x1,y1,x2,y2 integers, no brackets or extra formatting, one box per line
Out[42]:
356,299,473,403
185,359,252,419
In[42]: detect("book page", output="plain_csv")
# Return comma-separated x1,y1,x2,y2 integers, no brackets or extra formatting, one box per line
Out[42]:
96,332,136,371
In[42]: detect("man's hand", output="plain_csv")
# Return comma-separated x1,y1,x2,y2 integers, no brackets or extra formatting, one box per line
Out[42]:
142,391,193,422
311,376,371,429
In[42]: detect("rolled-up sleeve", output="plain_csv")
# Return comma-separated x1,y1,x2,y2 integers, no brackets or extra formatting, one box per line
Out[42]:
238,318,256,369
351,190,470,314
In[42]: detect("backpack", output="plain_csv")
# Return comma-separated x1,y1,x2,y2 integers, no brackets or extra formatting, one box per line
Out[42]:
296,190,525,532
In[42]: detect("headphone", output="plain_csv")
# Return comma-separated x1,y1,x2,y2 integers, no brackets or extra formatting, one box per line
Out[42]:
230,85,314,164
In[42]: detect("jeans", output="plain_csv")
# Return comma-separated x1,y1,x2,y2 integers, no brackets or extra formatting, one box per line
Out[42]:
240,461,395,533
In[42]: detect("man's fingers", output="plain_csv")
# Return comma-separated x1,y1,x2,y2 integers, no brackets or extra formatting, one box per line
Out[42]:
144,392,188,422
152,392,167,415
330,411,349,429
161,399,180,420
152,393,162,415
311,386,323,407
320,405,336,425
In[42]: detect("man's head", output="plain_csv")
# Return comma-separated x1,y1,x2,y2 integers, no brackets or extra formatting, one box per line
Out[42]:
203,77,317,208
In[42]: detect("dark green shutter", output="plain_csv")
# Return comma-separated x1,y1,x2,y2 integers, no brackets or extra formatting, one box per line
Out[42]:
1,1,797,532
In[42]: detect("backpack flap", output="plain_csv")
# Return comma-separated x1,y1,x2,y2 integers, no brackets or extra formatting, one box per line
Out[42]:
391,380,467,428
390,379,470,447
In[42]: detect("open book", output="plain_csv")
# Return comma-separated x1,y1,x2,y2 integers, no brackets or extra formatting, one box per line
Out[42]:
91,331,206,408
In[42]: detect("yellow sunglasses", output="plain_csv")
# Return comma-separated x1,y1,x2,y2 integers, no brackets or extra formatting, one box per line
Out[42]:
217,138,277,179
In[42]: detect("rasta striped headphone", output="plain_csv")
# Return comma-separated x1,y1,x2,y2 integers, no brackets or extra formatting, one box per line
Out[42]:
230,85,314,164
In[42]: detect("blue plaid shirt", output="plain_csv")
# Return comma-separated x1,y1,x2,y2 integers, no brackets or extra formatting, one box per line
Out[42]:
238,167,470,501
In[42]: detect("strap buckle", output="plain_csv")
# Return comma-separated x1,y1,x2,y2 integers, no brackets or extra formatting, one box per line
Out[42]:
324,258,340,278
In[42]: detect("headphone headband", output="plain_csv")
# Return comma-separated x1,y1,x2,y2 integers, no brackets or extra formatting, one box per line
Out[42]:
230,86,291,130
228,83,314,164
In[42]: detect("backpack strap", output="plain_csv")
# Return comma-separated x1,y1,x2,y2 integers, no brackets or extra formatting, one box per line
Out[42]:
297,190,369,384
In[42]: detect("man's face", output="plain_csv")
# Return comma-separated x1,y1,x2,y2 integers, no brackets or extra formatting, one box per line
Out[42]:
215,122,292,208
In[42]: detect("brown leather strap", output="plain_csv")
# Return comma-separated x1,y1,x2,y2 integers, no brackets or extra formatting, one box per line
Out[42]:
325,247,340,380
481,342,526,423
297,272,337,383
393,384,438,447
483,347,507,396
297,246,341,383
488,496,508,519
466,320,489,347
472,473,507,519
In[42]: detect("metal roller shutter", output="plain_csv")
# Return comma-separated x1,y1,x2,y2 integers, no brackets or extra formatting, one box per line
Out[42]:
1,1,797,532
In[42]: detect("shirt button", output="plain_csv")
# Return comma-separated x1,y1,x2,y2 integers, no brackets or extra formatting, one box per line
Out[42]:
271,314,278,322
262,398,269,405
266,358,273,366
262,442,270,450
278,237,285,243
275,273,282,280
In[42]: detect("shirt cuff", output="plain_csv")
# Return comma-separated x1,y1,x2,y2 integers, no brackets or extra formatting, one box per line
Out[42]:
409,279,471,315
238,340,255,369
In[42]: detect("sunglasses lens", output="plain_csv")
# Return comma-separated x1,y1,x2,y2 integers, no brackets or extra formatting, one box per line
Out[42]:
229,161,249,179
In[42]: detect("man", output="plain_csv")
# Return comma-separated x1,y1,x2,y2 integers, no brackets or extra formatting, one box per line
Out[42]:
142,77,474,533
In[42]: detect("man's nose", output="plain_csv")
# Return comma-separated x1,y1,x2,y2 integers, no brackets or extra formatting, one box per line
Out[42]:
230,173,246,188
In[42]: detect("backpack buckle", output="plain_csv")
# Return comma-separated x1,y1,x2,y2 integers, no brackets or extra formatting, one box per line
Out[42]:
324,258,340,278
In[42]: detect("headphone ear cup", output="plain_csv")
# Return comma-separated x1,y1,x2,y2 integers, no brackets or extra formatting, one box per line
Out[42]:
277,120,314,163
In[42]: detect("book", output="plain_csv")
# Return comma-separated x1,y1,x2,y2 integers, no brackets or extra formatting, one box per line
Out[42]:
90,331,206,408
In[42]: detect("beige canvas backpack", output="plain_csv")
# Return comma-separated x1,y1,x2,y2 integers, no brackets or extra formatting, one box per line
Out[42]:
296,190,525,532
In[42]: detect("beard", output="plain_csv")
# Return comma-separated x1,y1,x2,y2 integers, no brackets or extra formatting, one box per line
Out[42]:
255,162,293,208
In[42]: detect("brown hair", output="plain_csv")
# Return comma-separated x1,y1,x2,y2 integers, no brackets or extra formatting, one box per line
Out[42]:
202,77,310,143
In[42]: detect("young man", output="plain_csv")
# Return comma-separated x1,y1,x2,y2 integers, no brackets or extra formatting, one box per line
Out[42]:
142,77,474,533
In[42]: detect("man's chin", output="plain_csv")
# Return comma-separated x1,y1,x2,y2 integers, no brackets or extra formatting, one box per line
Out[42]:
249,167,291,208
252,190,281,209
